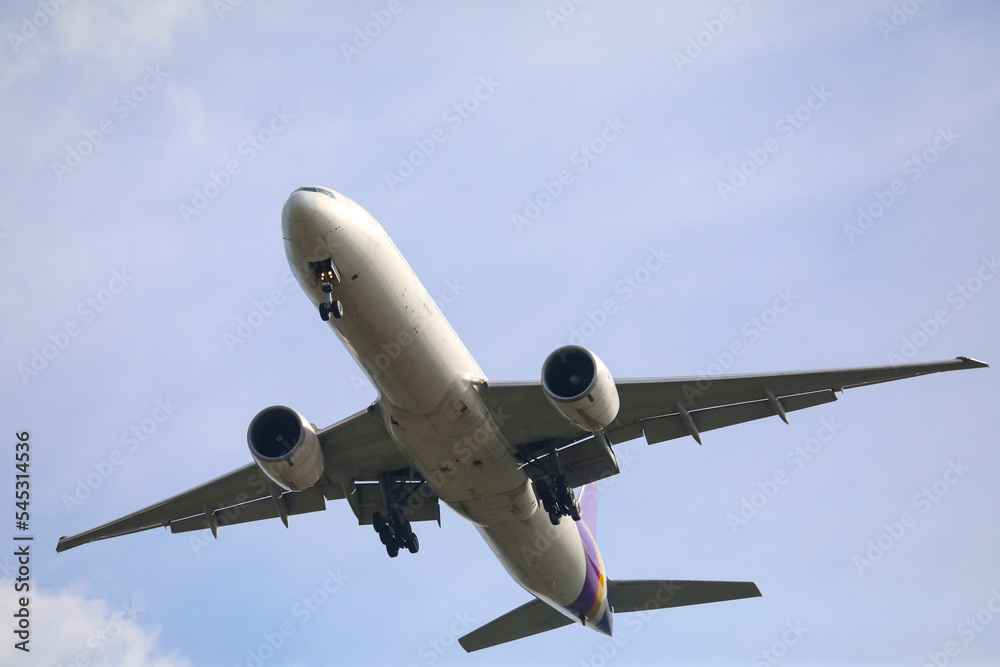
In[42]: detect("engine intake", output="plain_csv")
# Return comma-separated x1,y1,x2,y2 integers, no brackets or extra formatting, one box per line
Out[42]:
248,405,325,491
541,345,620,432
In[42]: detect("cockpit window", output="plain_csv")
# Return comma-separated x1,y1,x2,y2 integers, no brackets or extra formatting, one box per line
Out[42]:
293,186,335,198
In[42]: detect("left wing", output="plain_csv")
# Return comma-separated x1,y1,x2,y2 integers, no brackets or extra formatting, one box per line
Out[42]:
479,357,987,480
57,404,433,552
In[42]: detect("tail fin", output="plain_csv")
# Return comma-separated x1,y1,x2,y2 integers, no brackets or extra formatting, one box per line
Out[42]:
608,579,762,612
579,481,599,536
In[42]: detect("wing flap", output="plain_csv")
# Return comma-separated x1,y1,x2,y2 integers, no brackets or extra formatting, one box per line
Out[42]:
608,579,762,612
459,598,574,653
168,485,332,534
641,389,837,445
349,481,441,526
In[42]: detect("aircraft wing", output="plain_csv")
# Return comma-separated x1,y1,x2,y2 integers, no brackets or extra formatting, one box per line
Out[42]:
480,356,988,455
56,404,428,552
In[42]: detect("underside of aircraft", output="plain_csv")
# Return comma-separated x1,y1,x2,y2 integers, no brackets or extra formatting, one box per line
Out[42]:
56,186,988,651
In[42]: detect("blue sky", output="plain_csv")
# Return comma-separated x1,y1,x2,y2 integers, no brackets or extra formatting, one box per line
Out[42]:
2,1,999,665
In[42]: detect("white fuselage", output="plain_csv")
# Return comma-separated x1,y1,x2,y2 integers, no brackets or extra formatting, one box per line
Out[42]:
281,187,609,630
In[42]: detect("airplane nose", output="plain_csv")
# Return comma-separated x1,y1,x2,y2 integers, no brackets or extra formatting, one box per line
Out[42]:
283,191,316,223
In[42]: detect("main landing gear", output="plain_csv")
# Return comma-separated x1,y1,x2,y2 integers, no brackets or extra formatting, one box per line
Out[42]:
372,472,421,558
523,444,581,526
309,258,343,321
371,507,419,558
534,474,581,526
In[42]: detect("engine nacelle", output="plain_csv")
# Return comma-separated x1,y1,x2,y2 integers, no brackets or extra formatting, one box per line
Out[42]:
541,345,620,432
247,405,325,491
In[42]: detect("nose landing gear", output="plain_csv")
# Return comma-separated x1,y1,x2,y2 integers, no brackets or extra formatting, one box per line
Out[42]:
309,258,343,321
319,300,343,321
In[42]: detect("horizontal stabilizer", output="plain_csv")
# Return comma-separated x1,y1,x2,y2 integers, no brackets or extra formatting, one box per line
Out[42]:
459,598,574,653
608,579,761,612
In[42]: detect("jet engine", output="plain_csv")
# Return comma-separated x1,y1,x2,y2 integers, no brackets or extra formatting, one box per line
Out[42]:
540,345,620,432
247,405,325,491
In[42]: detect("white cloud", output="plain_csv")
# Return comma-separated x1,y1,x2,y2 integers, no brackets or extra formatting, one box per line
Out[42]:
0,0,200,87
55,0,199,61
0,584,190,667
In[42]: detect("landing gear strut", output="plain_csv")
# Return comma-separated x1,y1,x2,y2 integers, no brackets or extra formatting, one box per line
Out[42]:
372,473,421,557
534,475,581,525
309,258,343,321
529,446,581,525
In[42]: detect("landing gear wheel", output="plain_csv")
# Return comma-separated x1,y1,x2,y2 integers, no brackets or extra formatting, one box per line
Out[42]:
569,501,581,522
330,300,344,319
386,541,399,558
319,302,331,321
372,512,386,533
549,511,561,526
407,534,419,554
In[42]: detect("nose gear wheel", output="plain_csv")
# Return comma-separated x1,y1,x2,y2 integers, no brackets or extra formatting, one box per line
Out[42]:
309,258,344,321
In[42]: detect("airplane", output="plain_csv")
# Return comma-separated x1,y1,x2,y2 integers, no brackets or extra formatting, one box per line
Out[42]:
57,185,988,652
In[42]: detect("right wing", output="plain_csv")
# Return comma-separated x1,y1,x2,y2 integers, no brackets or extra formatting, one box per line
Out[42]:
56,404,435,552
479,356,988,486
